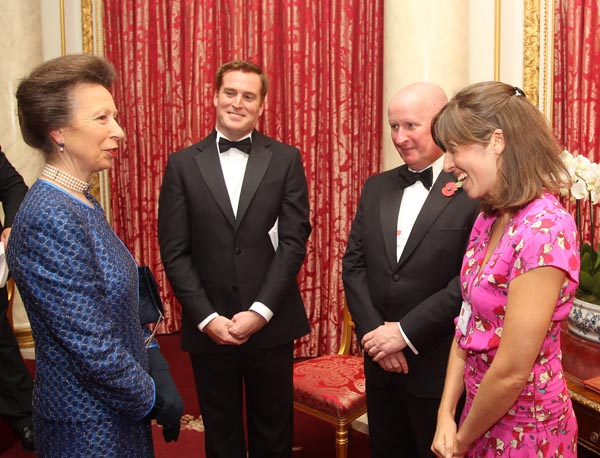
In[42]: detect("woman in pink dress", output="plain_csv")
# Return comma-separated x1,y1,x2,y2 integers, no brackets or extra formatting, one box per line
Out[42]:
430,82,579,458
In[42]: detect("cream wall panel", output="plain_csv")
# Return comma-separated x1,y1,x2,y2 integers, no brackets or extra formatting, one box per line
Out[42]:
468,1,495,84
41,0,83,59
500,0,525,87
0,0,44,186
382,0,526,171
383,0,469,171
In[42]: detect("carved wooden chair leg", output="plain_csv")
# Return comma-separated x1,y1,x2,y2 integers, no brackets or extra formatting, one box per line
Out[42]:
335,423,349,458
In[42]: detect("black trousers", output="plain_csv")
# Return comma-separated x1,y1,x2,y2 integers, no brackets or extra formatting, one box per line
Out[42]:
366,376,465,458
366,377,439,458
190,341,294,458
0,287,33,430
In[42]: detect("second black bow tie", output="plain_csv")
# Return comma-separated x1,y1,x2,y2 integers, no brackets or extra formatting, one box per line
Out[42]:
219,137,252,154
397,166,433,190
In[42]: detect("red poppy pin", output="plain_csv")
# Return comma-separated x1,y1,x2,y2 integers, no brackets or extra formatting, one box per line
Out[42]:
442,181,463,197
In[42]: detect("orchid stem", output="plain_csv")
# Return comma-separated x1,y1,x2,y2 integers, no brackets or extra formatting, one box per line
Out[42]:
576,200,583,248
590,193,596,265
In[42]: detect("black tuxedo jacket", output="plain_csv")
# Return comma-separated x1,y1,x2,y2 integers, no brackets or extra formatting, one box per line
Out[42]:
0,150,27,232
158,130,311,353
0,148,31,422
343,165,479,398
0,149,27,310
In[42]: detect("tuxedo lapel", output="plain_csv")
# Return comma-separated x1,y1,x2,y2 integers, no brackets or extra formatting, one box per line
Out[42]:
397,171,457,268
194,139,236,228
236,134,272,230
380,171,403,269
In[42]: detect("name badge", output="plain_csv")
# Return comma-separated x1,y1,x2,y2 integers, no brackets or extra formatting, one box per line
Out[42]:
457,300,472,336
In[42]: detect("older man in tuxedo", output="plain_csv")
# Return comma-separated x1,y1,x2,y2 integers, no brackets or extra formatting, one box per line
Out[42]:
342,82,479,457
158,60,311,458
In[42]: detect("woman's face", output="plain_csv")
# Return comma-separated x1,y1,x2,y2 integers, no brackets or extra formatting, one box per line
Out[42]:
60,83,124,180
443,130,504,199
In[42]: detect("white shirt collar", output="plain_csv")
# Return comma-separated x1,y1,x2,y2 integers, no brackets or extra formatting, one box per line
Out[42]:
408,154,445,183
215,128,253,144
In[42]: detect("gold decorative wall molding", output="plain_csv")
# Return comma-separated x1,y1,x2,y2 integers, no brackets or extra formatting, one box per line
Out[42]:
523,0,554,116
523,0,540,108
60,0,66,55
82,0,93,54
542,0,554,119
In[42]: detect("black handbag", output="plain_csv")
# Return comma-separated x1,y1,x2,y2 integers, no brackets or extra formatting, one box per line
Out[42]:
138,265,164,325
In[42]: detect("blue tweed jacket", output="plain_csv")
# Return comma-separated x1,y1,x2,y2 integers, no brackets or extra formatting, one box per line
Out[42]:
8,180,155,457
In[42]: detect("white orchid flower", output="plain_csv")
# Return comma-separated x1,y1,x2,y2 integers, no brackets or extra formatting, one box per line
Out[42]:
574,154,592,169
571,180,589,200
561,150,574,162
560,152,577,183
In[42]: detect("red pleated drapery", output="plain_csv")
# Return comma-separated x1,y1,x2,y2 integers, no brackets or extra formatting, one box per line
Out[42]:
102,0,383,356
554,0,600,245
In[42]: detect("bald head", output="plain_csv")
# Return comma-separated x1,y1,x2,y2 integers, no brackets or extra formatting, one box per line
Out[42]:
388,82,448,171
389,82,448,118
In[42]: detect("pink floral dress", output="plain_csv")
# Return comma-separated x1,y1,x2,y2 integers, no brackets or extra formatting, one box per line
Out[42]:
458,192,579,457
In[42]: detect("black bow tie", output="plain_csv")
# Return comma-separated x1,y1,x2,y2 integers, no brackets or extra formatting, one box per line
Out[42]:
219,137,252,154
397,166,433,190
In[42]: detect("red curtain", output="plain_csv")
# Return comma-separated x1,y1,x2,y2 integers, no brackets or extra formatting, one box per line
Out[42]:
554,0,600,245
103,0,383,355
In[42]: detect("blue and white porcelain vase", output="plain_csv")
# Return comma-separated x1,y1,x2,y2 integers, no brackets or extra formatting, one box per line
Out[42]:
568,297,600,343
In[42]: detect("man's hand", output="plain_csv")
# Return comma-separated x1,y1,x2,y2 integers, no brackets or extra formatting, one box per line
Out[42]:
204,316,247,345
376,351,409,374
362,321,407,362
228,311,267,341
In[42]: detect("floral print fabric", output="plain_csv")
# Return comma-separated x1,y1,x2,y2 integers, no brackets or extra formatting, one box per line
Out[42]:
457,192,579,457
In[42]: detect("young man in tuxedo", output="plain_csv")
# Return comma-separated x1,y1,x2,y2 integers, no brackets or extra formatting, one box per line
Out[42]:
158,60,311,458
342,82,479,457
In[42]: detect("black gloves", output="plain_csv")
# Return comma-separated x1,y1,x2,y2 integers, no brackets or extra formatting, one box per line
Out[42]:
148,347,183,442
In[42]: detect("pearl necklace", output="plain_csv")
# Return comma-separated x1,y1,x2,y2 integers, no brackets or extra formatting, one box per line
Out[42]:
41,164,90,194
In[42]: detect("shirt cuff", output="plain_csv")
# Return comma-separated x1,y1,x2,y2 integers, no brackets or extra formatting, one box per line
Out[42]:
250,302,273,322
398,322,419,355
198,312,219,332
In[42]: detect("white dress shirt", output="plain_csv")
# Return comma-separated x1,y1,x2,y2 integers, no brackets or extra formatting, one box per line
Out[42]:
198,130,274,332
396,155,445,354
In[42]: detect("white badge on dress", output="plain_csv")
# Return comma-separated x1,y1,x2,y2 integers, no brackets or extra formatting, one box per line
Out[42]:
457,300,472,336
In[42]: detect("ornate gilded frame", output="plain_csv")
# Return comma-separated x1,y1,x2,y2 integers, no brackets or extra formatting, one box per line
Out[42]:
523,0,554,117
81,0,94,54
